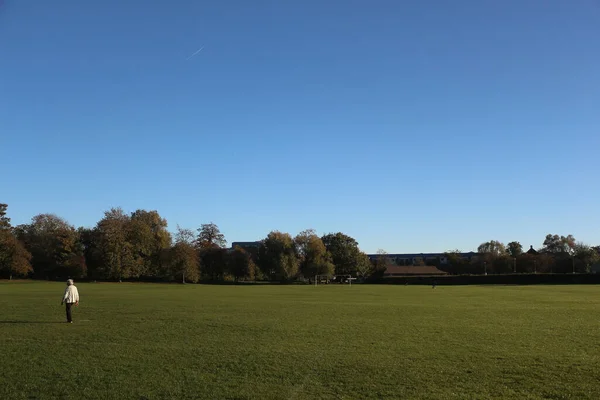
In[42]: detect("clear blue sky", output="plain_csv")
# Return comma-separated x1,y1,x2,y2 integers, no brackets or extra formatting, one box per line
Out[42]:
1,1,599,253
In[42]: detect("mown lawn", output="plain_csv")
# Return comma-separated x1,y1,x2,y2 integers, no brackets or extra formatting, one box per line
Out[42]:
0,281,599,399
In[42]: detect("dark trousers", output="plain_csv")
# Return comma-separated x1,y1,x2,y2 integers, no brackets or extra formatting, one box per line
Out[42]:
65,302,74,322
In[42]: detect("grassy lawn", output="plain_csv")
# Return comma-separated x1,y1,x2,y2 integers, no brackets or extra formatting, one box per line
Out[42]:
1,282,599,399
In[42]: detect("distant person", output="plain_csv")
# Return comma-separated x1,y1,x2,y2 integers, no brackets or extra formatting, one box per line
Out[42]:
61,279,80,323
432,280,437,289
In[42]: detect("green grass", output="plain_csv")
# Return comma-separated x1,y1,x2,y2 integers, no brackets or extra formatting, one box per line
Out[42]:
1,282,599,399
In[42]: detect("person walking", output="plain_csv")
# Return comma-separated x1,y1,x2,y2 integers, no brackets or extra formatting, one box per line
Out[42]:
61,279,79,323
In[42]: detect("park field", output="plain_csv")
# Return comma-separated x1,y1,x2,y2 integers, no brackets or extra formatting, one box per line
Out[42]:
1,282,599,399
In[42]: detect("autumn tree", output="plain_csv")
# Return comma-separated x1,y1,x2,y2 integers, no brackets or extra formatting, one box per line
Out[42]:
196,222,227,249
16,214,85,279
228,246,256,282
0,204,33,279
321,232,368,276
168,226,200,283
94,208,135,280
294,229,334,279
258,231,299,281
128,209,172,277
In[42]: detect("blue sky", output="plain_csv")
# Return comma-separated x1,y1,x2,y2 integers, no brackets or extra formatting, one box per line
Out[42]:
1,1,599,253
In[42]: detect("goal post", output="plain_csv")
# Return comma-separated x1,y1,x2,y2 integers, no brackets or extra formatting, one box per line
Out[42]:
314,275,331,286
314,274,356,286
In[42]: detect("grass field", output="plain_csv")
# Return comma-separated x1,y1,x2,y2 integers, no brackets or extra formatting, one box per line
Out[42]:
1,282,599,399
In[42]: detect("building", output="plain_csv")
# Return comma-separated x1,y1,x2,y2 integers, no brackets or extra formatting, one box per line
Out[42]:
526,245,538,255
383,265,447,277
367,252,477,266
231,241,261,250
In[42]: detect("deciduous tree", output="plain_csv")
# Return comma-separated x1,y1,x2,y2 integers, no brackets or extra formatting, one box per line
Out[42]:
168,227,200,283
258,231,299,281
128,210,172,277
16,214,84,279
321,232,368,276
295,230,334,279
542,234,576,255
95,208,135,280
573,243,600,273
507,241,523,258
228,246,256,282
477,240,507,257
196,222,226,249
0,205,33,279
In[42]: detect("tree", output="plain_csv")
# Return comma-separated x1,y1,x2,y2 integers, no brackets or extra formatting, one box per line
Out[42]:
258,231,299,281
0,204,11,230
128,210,172,277
369,249,390,278
228,246,256,282
0,205,33,278
94,208,136,280
16,214,84,279
356,252,375,279
542,234,576,255
442,250,473,275
477,240,507,257
196,223,226,249
294,230,334,279
168,226,200,283
321,232,368,276
78,227,103,279
573,243,600,273
200,246,228,281
507,241,523,258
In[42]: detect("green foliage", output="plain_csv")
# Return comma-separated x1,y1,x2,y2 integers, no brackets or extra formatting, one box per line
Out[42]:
200,247,228,281
128,209,172,277
542,234,576,255
258,231,299,281
169,242,200,283
94,208,136,280
227,246,256,281
573,243,600,273
0,203,11,230
507,241,523,257
321,232,368,276
477,240,507,257
441,250,474,274
294,229,334,278
15,214,84,279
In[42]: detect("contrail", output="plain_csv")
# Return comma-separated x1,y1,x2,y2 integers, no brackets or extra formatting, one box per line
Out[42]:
186,46,205,60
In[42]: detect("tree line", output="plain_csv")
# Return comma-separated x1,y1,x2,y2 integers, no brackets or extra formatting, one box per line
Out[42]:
0,204,377,282
1,203,598,282
408,236,599,275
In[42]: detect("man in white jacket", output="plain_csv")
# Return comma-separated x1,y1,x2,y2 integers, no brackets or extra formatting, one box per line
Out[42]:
61,279,80,323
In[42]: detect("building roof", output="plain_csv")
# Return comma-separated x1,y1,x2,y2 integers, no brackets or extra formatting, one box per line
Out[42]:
526,245,538,255
368,252,476,259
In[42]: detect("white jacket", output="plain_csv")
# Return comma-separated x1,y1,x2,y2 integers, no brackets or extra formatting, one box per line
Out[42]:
63,285,80,304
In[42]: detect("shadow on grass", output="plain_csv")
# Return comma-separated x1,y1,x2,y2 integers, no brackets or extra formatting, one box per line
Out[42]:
0,320,65,324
